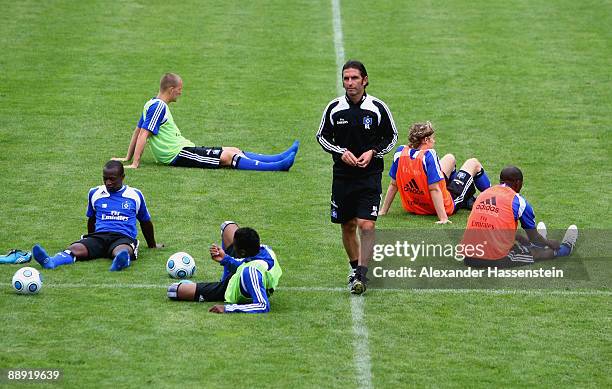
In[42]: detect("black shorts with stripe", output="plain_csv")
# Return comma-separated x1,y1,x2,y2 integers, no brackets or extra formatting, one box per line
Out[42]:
331,173,382,224
447,169,476,210
73,231,139,261
463,242,535,268
170,146,223,169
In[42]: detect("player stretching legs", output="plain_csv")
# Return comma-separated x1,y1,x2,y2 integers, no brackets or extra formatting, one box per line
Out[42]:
380,121,491,223
167,222,282,314
461,166,578,267
113,73,298,172
32,161,162,271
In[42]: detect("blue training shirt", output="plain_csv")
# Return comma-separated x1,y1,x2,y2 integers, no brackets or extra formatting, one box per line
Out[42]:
218,245,276,282
137,98,167,135
511,192,536,230
389,145,446,185
86,185,151,239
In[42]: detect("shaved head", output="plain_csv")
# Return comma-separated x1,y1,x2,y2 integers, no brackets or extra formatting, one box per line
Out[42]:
500,166,523,182
160,73,182,92
104,160,125,176
500,166,523,192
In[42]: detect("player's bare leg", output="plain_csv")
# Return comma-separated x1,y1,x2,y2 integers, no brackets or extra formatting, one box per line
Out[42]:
66,243,89,260
439,153,456,177
459,158,483,176
32,242,88,269
221,221,239,248
176,282,197,300
218,147,243,167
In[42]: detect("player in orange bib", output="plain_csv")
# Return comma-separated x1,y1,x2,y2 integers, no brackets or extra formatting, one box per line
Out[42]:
380,122,491,224
460,166,578,268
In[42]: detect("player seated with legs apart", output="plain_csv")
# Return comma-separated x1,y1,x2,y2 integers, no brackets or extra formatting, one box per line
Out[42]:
113,73,298,172
380,121,491,224
460,166,578,268
32,161,163,271
167,222,282,314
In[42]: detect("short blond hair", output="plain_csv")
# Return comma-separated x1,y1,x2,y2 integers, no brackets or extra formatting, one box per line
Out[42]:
160,73,181,92
408,121,435,149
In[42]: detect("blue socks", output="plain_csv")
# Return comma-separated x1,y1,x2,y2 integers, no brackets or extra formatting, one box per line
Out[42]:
236,152,296,172
54,251,76,266
474,169,491,192
110,250,131,271
33,244,132,271
32,245,75,269
554,244,572,257
243,140,299,162
32,244,55,269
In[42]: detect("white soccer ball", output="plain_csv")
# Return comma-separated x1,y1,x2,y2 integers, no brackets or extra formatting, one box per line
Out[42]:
166,252,196,279
12,266,43,295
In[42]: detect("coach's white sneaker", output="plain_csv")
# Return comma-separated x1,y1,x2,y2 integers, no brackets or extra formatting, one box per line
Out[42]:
537,221,547,239
561,225,578,254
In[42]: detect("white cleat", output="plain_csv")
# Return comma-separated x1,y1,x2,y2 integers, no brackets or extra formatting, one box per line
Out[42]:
347,268,357,291
537,221,547,239
561,225,578,254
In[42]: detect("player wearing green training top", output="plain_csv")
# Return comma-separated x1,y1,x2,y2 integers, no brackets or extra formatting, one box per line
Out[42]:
167,221,282,314
113,73,298,171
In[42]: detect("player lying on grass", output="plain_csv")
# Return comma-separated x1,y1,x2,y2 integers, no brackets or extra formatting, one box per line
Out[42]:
32,161,162,271
113,73,298,171
460,166,577,267
380,121,491,224
167,222,282,314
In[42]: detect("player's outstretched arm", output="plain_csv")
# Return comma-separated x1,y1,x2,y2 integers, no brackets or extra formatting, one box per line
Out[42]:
429,183,451,224
209,243,225,262
139,220,163,248
211,244,244,272
209,305,225,313
380,179,398,215
112,127,140,162
525,229,560,249
125,129,150,169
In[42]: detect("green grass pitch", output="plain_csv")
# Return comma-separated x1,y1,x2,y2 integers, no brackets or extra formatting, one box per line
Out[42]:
0,0,610,387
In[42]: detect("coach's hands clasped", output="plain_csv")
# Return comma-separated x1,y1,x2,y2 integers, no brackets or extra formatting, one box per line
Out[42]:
342,150,375,168
356,150,374,168
341,150,359,166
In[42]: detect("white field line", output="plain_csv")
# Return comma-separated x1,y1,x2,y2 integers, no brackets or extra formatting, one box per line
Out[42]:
332,0,345,95
15,283,612,296
330,1,373,388
350,296,372,388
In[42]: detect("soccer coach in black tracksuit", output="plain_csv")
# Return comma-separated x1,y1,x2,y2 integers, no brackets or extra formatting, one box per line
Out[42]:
316,60,397,295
